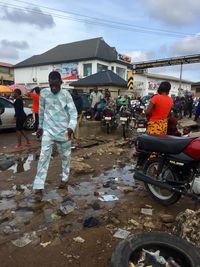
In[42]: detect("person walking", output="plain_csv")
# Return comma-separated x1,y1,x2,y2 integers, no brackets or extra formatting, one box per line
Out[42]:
13,89,30,149
33,71,77,201
145,81,173,135
29,86,40,134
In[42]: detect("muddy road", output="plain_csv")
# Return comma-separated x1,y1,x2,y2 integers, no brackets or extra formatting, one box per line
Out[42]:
0,121,197,267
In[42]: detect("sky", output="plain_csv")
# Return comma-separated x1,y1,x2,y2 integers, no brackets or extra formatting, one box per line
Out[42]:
0,0,200,81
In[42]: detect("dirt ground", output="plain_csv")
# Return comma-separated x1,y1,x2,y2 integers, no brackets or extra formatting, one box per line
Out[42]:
0,121,198,267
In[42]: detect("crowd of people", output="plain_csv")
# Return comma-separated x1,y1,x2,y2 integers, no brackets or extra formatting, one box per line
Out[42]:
1,75,200,201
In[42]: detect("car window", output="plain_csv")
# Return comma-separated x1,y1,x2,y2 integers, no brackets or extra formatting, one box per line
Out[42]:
0,98,13,108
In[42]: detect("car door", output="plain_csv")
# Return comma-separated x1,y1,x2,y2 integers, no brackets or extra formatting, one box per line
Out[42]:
0,98,15,129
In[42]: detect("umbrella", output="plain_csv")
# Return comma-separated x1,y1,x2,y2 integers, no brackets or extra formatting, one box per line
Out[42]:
0,85,12,93
9,84,28,95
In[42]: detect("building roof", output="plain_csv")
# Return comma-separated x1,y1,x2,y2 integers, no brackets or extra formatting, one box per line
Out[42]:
192,82,200,86
144,73,192,84
70,70,127,87
0,62,13,68
14,37,130,68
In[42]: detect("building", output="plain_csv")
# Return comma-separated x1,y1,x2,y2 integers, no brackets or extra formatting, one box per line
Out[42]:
0,62,14,85
133,73,192,97
14,37,132,90
70,70,127,97
191,82,200,97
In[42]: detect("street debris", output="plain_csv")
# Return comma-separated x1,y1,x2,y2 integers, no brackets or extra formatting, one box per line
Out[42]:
130,248,181,267
83,217,99,228
59,199,76,215
12,232,39,247
174,208,200,248
98,195,119,202
40,241,51,248
113,228,131,239
141,208,153,216
73,236,85,243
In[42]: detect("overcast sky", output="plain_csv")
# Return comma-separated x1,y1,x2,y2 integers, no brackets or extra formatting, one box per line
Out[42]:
0,0,200,81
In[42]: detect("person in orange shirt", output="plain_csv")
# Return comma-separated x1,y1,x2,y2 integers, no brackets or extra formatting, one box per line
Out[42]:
29,87,40,134
145,81,173,135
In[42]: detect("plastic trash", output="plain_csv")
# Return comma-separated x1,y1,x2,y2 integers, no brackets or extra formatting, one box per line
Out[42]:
40,241,51,248
12,232,38,247
98,195,119,202
73,237,85,243
141,208,153,216
83,217,99,228
59,200,76,215
113,228,131,239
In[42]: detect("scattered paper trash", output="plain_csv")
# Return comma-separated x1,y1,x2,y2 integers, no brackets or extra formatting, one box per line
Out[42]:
141,208,153,216
98,195,119,202
51,213,61,221
12,232,37,247
113,228,131,239
59,199,76,215
40,241,51,248
73,236,85,243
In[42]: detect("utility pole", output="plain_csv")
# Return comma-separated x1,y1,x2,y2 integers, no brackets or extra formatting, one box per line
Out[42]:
178,63,183,96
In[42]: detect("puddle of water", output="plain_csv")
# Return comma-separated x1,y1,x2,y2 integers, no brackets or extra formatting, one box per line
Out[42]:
43,190,63,202
0,198,16,211
69,164,136,206
9,154,34,173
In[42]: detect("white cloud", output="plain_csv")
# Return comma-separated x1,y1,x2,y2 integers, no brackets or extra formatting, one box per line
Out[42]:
0,40,29,60
170,34,200,55
1,6,55,29
142,0,200,26
126,50,154,62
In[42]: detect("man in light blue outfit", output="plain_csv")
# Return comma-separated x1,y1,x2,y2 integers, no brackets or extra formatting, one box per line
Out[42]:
33,71,77,200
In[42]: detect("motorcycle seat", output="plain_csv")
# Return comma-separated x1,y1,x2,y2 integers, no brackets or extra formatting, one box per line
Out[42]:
137,134,197,154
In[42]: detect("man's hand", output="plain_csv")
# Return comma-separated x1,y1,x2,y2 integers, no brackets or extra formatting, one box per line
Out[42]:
36,128,43,138
66,128,73,140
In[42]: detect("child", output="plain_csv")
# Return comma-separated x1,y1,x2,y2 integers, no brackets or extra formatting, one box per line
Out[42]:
13,89,31,149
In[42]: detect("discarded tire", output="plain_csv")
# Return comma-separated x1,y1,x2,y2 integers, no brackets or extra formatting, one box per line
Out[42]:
111,232,200,267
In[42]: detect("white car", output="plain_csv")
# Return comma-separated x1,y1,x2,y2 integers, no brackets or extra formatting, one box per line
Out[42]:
0,97,34,130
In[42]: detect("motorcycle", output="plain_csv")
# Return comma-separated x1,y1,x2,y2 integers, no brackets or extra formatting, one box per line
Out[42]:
134,134,200,205
83,109,92,120
101,108,118,134
119,106,132,138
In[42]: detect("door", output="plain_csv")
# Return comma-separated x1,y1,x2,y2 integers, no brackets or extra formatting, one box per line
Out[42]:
0,98,15,129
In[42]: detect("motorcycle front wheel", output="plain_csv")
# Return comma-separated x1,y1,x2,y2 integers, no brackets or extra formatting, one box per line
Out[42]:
144,159,181,206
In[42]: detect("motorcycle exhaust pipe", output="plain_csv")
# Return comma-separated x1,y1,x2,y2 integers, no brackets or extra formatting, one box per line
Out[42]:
134,171,184,194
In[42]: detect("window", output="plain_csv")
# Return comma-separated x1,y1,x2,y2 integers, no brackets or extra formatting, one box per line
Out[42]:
97,63,108,72
111,66,114,71
83,63,92,76
116,67,125,79
0,98,13,108
0,67,10,74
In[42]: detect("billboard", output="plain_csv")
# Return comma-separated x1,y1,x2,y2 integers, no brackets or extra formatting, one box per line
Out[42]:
118,54,132,64
52,63,79,80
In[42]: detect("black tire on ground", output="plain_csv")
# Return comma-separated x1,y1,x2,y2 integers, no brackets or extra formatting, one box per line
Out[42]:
24,115,34,131
111,232,200,267
144,159,181,206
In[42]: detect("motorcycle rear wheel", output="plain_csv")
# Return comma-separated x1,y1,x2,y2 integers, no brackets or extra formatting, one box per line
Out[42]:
144,159,181,206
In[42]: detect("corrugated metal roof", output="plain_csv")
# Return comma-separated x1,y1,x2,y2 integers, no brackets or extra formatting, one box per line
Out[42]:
0,62,13,68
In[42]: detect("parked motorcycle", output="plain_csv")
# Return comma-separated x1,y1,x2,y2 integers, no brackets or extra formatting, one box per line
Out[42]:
119,106,132,138
134,134,200,205
101,108,118,134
